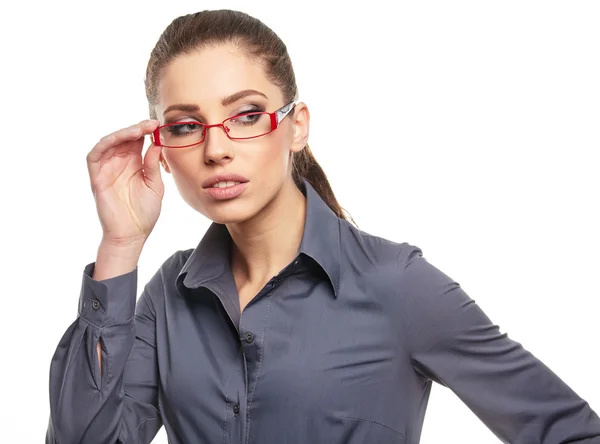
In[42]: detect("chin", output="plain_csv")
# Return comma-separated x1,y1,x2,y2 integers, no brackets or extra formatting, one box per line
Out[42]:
191,182,280,225
201,202,258,225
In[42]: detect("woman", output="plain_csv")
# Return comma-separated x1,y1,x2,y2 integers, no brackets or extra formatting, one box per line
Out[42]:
46,9,600,444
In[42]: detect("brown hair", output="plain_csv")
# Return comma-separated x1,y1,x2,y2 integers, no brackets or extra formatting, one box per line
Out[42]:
144,9,355,224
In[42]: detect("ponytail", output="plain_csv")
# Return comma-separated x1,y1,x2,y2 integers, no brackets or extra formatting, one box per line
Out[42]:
292,144,356,225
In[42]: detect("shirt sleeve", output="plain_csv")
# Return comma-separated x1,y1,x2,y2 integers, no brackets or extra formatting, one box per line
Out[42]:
46,261,163,444
398,245,600,443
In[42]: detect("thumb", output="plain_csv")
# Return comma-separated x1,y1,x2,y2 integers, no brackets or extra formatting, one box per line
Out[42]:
143,143,163,188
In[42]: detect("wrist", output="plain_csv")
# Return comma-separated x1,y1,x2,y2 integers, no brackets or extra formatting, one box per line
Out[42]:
100,235,147,253
93,240,144,281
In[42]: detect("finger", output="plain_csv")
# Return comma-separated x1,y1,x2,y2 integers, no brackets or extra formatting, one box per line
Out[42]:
87,119,160,164
142,142,163,187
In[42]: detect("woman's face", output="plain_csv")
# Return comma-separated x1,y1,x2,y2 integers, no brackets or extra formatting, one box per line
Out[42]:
154,43,309,224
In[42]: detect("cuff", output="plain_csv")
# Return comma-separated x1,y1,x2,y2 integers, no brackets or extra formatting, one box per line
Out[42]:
78,262,138,327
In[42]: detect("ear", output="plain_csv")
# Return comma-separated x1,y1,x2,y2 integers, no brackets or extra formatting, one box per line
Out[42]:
289,102,310,154
159,151,171,174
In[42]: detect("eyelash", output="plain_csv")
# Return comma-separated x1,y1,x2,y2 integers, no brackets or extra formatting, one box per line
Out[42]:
238,104,265,115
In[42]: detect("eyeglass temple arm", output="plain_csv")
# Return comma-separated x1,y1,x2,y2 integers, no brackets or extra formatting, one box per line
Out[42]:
276,101,296,124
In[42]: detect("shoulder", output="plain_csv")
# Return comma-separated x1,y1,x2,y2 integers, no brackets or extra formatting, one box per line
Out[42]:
141,248,195,294
137,248,195,313
153,248,194,277
338,219,424,280
339,221,461,309
165,248,195,271
337,220,423,309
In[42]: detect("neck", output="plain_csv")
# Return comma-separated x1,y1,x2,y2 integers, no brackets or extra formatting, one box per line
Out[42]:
227,178,306,289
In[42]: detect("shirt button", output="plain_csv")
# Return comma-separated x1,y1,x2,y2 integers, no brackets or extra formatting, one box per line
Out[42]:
244,332,255,344
233,403,240,415
91,300,100,310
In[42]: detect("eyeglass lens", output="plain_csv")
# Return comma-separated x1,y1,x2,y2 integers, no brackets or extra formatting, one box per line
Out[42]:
159,112,272,147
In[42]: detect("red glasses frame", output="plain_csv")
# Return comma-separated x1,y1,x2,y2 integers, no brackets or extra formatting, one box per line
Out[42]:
151,101,296,148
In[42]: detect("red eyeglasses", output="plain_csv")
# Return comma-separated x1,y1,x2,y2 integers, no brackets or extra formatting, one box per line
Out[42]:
151,101,296,148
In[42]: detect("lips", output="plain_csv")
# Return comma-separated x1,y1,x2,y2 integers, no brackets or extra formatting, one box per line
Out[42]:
204,182,249,200
202,173,249,188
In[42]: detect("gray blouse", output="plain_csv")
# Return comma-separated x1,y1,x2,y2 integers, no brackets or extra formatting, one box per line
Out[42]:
46,179,600,443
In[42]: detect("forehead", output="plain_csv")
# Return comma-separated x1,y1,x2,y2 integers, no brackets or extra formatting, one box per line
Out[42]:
156,43,281,112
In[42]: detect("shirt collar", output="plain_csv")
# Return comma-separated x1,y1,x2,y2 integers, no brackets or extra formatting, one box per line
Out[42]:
176,178,342,298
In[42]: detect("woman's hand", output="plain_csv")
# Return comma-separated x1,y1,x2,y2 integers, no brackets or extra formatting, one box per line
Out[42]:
86,119,164,247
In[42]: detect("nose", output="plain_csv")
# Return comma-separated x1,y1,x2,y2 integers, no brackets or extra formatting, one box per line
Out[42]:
203,123,234,165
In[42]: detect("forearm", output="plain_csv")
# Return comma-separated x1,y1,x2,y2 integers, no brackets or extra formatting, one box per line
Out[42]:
46,260,143,443
92,239,144,372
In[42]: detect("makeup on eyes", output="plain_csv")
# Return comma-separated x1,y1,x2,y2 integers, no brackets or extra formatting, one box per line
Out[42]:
164,103,266,124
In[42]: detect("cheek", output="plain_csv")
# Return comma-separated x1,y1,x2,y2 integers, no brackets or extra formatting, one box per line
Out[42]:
162,152,202,202
164,148,204,174
251,133,291,174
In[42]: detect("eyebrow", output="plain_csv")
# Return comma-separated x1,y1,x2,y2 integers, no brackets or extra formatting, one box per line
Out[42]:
163,89,269,116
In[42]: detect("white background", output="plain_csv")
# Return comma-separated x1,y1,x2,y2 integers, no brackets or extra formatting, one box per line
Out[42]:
0,1,598,442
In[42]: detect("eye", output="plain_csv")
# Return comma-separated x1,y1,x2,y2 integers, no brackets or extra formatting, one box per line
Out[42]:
228,105,266,126
167,122,203,136
230,112,263,125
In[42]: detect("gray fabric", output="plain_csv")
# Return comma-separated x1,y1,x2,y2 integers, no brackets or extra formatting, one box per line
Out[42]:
46,179,600,443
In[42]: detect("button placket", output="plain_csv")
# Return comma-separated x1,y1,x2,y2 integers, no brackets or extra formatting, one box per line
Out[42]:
237,284,274,437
